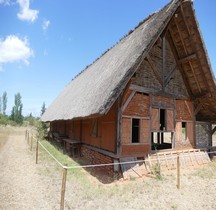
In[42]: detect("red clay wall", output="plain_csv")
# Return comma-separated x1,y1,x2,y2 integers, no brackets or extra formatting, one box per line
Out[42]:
175,121,194,149
121,91,151,156
175,100,194,149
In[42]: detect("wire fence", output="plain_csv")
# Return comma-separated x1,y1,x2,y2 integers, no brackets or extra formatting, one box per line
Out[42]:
25,129,216,210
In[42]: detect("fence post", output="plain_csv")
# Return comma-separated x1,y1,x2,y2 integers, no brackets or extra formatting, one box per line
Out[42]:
31,134,33,151
28,131,30,145
25,130,27,141
60,165,68,210
36,139,39,164
177,153,180,189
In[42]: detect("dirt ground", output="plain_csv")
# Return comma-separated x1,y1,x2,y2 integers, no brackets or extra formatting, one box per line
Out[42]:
1,126,216,210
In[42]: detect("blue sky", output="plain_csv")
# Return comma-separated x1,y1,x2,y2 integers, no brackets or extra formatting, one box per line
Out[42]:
0,0,215,117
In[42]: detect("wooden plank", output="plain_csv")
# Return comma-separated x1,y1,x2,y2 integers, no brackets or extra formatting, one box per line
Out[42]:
188,150,194,166
194,103,203,115
184,101,193,119
121,91,136,112
166,30,193,96
211,126,216,135
178,53,196,63
120,157,142,180
163,153,169,170
130,84,158,95
181,151,186,168
180,4,210,92
162,36,166,92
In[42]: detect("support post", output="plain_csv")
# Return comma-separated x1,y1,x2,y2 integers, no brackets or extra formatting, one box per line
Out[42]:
25,130,27,141
27,131,29,145
36,139,39,164
60,165,68,210
177,154,180,189
31,134,33,151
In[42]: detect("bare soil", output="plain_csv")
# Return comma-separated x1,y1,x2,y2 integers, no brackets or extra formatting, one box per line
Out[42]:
1,126,216,210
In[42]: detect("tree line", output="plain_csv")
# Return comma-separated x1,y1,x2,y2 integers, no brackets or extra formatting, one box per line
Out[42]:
0,91,46,126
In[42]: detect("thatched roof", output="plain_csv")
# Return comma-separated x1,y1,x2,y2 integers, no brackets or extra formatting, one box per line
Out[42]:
41,0,216,122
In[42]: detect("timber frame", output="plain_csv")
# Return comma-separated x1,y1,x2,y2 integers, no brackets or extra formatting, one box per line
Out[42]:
42,0,216,172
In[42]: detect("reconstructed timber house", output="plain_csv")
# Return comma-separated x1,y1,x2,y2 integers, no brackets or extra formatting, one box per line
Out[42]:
42,0,216,173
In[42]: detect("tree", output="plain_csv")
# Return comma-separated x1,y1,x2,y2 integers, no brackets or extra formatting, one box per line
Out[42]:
41,102,46,116
2,91,7,115
11,93,23,124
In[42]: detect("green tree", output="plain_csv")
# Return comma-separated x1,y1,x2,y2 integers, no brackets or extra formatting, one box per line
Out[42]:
11,93,23,124
41,102,46,116
2,91,7,115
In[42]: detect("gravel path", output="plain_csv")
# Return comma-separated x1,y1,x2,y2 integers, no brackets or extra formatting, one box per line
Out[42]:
1,127,216,210
0,127,61,210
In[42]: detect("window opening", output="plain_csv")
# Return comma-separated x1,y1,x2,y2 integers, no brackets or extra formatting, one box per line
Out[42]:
132,118,140,143
160,109,166,131
151,132,172,150
182,122,187,142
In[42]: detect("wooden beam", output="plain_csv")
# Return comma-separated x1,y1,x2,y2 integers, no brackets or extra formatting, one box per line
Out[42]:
184,101,193,119
174,17,202,93
180,4,211,93
166,30,193,96
192,91,211,100
194,103,203,115
162,36,166,91
212,126,216,135
173,17,188,55
146,54,163,85
178,53,196,63
188,61,202,93
164,65,176,87
130,84,158,94
121,91,136,112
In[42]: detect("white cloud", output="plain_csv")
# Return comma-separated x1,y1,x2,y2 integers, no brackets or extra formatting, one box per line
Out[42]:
17,0,39,22
0,35,34,66
42,19,50,31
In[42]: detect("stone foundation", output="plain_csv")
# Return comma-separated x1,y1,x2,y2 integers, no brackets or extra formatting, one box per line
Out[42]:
81,146,115,176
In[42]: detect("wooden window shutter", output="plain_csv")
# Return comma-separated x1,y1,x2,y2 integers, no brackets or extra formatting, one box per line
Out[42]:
152,108,159,131
167,110,174,131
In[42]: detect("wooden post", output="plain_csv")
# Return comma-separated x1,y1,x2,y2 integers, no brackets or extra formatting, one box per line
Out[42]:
27,131,29,144
36,139,39,164
177,153,180,189
25,130,27,141
60,165,68,210
31,134,33,151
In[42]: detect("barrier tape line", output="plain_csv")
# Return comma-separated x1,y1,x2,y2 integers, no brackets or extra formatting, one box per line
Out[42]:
28,128,216,170
38,141,64,168
36,138,216,170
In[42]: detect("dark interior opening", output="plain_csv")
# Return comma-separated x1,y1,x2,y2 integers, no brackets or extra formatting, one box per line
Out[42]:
160,109,166,130
151,132,173,150
132,118,140,143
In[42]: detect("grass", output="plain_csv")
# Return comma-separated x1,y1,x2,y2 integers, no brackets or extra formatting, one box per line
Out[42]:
35,139,154,198
0,126,10,149
32,135,216,204
191,162,216,179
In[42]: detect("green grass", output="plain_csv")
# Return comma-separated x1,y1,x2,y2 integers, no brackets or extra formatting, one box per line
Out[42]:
192,162,216,179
